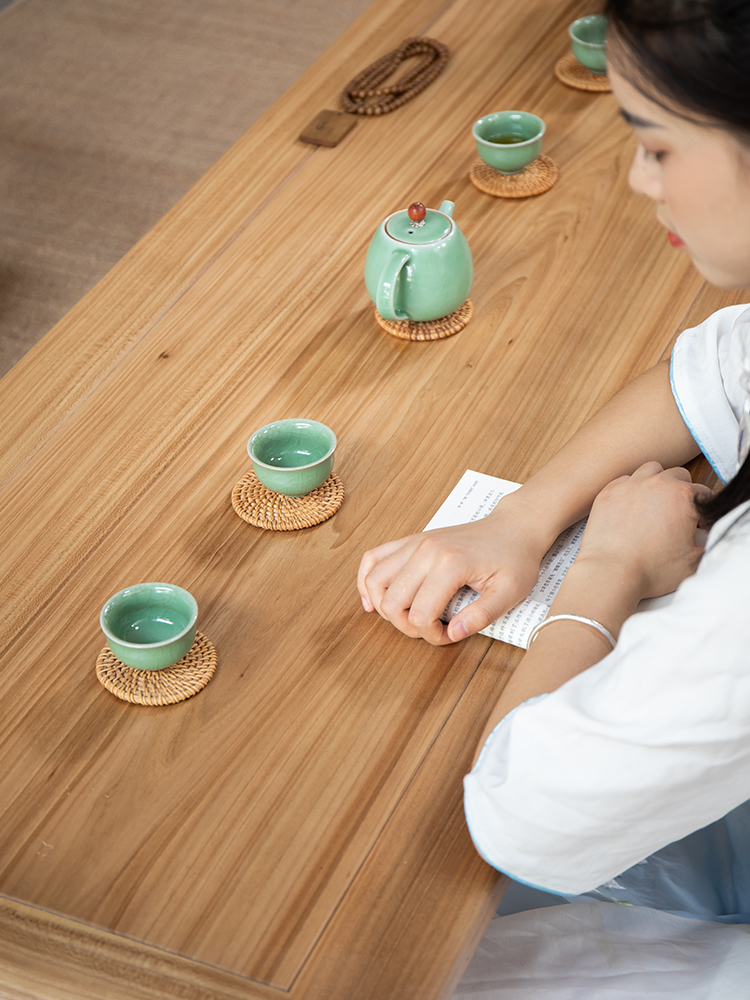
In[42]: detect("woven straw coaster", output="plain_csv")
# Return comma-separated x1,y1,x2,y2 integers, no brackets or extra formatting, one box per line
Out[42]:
232,470,345,530
469,157,558,199
554,53,612,92
374,299,474,341
95,631,217,706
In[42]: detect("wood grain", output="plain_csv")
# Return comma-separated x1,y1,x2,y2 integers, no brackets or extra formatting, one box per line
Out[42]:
0,0,446,490
0,0,747,996
0,0,707,656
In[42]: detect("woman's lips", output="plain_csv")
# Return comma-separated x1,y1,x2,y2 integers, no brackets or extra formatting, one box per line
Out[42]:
668,231,685,248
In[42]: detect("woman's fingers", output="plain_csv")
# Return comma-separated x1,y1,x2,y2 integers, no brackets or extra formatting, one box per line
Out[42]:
357,536,418,612
582,461,714,599
633,461,713,498
630,460,666,479
359,533,456,639
375,534,490,642
402,553,530,645
605,463,713,514
689,481,715,502
446,576,532,642
649,465,715,514
660,464,691,482
357,519,546,645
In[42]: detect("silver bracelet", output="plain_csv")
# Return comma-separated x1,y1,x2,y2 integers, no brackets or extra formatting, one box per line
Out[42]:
526,613,617,651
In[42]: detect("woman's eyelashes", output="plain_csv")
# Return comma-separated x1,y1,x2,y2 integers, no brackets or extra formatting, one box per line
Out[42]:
643,145,667,162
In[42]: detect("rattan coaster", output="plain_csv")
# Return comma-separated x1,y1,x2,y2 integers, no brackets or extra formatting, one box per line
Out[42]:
554,53,612,92
469,157,559,199
374,299,474,341
231,470,345,530
95,631,217,706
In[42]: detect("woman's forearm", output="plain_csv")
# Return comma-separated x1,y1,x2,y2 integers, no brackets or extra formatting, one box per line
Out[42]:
495,359,700,548
472,463,708,763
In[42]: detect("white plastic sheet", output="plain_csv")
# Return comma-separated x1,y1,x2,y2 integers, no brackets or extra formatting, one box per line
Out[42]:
453,902,750,999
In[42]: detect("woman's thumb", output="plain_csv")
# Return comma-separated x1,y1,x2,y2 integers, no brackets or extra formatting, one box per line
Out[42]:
446,590,513,642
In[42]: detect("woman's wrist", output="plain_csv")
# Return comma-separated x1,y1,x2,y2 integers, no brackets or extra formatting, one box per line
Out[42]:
547,554,644,641
488,484,579,556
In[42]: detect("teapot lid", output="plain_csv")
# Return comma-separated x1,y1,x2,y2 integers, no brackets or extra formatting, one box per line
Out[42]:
385,203,453,245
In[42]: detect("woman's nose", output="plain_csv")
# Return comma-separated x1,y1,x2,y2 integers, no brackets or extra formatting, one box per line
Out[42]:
628,143,663,201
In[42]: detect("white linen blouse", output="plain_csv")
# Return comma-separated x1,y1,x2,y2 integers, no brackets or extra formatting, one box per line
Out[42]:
463,304,750,911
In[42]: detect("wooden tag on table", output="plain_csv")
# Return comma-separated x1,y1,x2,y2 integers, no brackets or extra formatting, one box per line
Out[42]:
299,109,358,147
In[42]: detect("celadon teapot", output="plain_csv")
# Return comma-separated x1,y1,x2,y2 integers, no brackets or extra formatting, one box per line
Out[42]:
364,200,473,322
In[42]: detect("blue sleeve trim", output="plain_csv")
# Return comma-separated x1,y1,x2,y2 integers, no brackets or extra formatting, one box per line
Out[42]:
670,348,727,484
498,872,570,898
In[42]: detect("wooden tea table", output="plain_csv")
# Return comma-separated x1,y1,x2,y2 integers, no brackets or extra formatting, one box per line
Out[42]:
0,0,744,997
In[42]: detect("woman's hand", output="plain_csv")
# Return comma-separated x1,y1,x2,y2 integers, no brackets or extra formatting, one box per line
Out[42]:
357,496,553,645
576,461,713,601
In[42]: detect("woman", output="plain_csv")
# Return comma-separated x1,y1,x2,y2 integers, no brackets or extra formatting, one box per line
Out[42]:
359,0,750,988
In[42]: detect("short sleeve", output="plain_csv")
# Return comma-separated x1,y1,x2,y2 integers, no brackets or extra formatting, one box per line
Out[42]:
670,304,750,483
463,510,750,895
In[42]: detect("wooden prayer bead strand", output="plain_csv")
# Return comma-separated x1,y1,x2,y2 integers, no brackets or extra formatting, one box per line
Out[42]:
342,37,450,115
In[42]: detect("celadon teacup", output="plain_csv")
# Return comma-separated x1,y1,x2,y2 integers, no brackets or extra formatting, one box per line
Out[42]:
248,418,336,496
472,111,546,174
569,15,608,75
100,582,198,670
364,199,473,322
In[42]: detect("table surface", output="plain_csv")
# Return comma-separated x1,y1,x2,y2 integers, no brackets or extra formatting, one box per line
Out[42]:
0,0,744,997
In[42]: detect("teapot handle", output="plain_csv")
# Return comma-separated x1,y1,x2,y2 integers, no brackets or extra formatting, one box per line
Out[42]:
377,251,410,321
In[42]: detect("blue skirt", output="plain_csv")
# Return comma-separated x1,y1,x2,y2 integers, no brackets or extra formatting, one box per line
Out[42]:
574,799,750,924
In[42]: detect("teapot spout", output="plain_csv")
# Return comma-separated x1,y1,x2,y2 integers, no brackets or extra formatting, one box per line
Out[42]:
438,200,455,217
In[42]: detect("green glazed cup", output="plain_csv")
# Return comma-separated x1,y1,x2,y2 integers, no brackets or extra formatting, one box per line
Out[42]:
100,582,198,670
569,15,608,75
364,199,473,322
472,112,545,174
248,418,336,496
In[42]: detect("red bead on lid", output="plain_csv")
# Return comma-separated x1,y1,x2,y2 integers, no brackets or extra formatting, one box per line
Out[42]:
407,202,427,223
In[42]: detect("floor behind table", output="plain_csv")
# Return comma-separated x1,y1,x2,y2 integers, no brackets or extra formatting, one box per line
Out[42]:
0,0,371,377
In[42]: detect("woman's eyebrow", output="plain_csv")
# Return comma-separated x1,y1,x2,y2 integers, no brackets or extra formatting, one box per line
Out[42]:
619,108,660,128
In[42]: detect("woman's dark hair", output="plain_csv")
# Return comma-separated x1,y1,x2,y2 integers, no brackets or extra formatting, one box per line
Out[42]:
607,0,750,526
605,0,750,135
